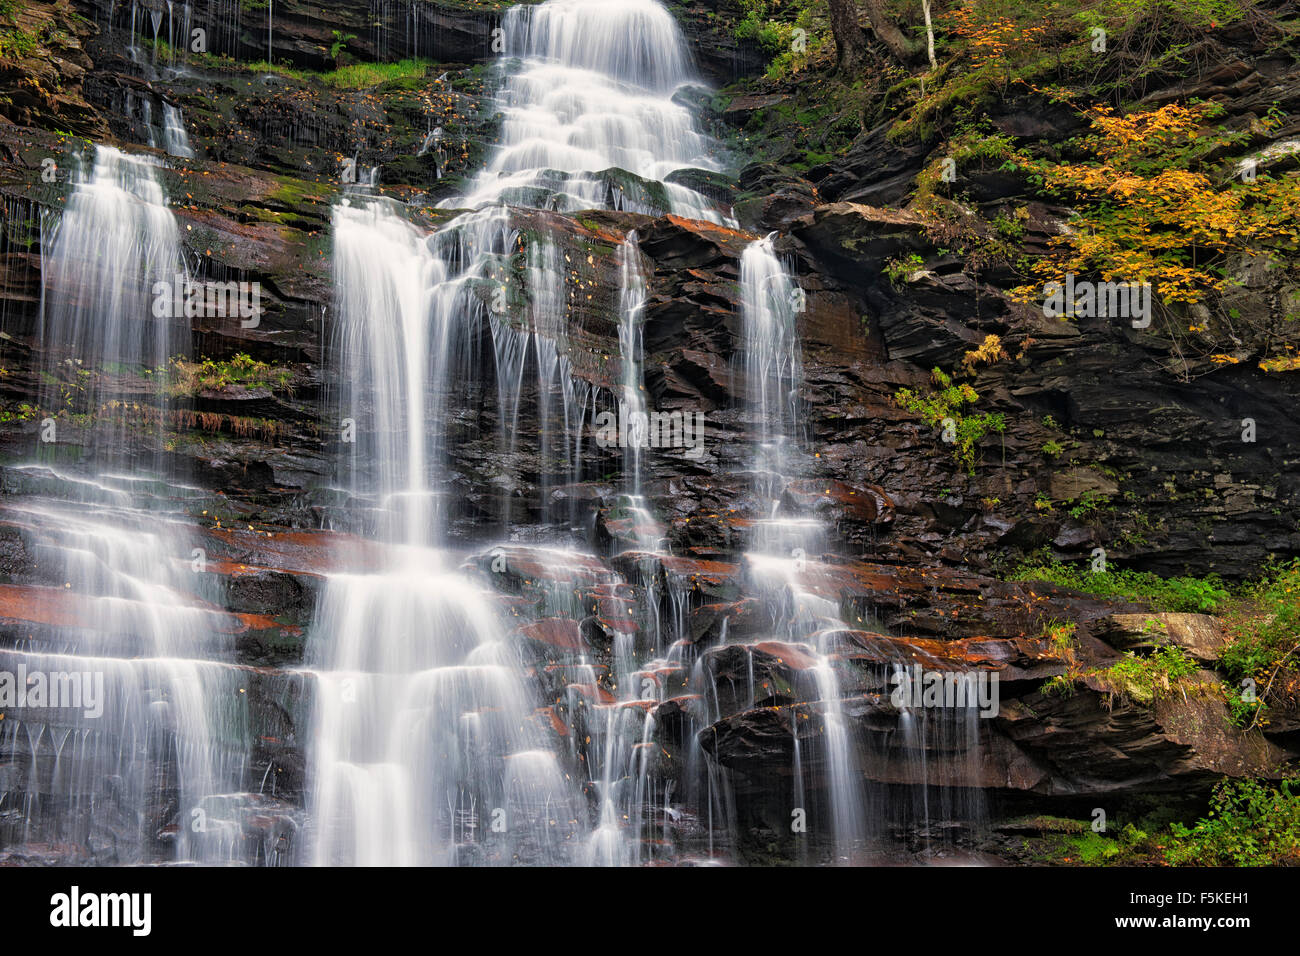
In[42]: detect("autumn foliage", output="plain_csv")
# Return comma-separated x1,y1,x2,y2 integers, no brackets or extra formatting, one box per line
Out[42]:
1020,102,1300,305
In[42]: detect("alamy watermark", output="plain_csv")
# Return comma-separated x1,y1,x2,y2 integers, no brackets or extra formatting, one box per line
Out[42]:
889,665,1000,718
50,886,151,936
0,665,104,718
595,408,705,460
1042,273,1152,328
152,274,261,328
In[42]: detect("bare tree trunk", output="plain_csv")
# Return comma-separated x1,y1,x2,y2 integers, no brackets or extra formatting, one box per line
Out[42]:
921,0,937,69
860,0,918,63
828,0,869,75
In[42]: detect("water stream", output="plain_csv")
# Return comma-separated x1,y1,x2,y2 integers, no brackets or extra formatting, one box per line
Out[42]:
3,0,987,868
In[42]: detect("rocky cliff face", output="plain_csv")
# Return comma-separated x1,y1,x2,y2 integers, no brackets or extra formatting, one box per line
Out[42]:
0,0,1296,864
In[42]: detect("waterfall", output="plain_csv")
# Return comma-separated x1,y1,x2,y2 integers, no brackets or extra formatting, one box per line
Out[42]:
451,0,728,222
0,0,1001,869
723,237,868,861
162,103,195,158
310,198,587,865
0,502,255,864
306,562,579,865
740,236,803,488
306,0,746,866
329,199,447,545
41,147,184,372
39,146,187,469
613,233,664,552
2,145,275,864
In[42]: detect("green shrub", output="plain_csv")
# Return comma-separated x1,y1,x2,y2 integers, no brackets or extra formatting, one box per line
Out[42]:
1010,559,1229,612
1219,558,1300,727
1099,645,1199,704
1162,779,1300,866
895,367,1006,474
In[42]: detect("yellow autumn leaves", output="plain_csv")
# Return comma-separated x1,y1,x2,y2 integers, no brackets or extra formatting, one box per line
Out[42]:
1019,102,1300,305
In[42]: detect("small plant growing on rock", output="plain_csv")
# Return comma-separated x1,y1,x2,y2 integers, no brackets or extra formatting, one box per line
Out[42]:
329,31,357,64
1010,559,1229,613
961,333,1008,371
894,367,1006,474
883,253,925,285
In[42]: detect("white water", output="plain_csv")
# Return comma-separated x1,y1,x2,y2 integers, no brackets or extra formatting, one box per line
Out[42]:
739,235,803,521
0,501,256,863
307,0,744,866
40,147,186,381
4,0,991,868
452,0,728,222
723,238,868,861
162,103,195,158
5,149,270,863
311,197,587,864
613,232,664,552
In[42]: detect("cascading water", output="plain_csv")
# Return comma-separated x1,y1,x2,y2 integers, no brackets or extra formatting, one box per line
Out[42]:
0,0,1000,869
451,0,729,222
162,103,195,158
0,503,257,864
705,237,986,861
306,0,741,867
309,197,587,865
612,233,664,552
0,145,275,864
740,237,802,503
713,238,866,860
40,148,186,416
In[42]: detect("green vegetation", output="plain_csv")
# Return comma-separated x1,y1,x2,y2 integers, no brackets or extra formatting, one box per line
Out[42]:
1161,778,1300,865
0,26,35,61
164,353,293,396
1010,558,1229,612
0,402,39,424
884,252,925,284
1097,645,1200,703
238,57,432,89
1043,637,1201,704
329,31,357,62
1018,556,1300,728
180,47,433,89
1066,489,1111,520
732,0,827,79
890,0,1267,144
1058,779,1300,865
894,366,1006,474
1218,558,1300,728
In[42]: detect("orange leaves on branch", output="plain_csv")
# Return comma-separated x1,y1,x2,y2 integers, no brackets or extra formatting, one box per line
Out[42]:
944,2,1047,70
1025,102,1300,305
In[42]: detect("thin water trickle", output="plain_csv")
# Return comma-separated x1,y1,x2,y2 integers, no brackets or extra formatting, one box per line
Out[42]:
162,103,195,158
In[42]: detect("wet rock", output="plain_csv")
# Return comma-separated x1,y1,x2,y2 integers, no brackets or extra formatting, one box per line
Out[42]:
1093,613,1230,664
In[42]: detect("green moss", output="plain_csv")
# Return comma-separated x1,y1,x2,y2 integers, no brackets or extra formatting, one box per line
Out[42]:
0,26,37,60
